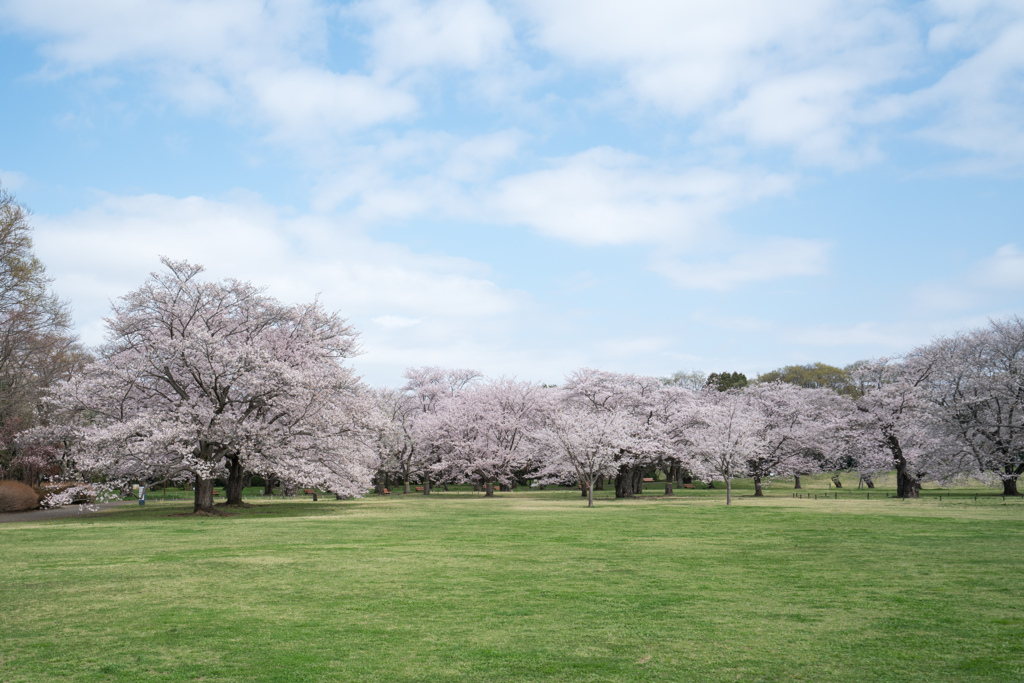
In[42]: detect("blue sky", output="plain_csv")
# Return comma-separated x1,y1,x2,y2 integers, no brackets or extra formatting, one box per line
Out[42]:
1,0,1022,386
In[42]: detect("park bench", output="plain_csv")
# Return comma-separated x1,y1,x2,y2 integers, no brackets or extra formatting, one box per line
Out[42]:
683,484,695,489
642,478,654,483
303,489,315,495
415,487,424,492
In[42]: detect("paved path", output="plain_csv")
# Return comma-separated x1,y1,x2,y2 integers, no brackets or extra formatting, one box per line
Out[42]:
0,501,132,524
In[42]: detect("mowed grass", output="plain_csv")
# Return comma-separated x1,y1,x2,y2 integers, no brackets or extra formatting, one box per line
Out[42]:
2,482,1023,682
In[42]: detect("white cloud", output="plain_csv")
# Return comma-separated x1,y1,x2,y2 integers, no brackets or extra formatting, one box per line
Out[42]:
977,244,1024,288
652,238,830,290
486,147,793,246
352,0,513,75
514,0,918,167
0,170,29,192
31,192,526,352
0,0,415,141
372,315,423,328
246,67,417,140
914,243,1024,311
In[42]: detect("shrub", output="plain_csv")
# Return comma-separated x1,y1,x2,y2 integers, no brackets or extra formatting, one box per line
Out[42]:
0,480,41,512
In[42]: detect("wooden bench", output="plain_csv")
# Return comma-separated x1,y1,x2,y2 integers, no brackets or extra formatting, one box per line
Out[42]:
303,489,315,495
415,486,424,492
642,478,654,483
683,484,695,489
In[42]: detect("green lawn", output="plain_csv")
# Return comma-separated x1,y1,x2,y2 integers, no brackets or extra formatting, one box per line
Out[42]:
2,480,1023,682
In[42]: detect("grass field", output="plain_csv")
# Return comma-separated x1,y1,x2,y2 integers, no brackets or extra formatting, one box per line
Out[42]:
2,476,1023,682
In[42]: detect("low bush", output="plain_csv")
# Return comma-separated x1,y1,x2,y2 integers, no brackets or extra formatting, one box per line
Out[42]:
0,480,40,512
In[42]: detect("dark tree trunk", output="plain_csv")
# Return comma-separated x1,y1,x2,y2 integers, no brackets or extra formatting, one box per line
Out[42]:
614,467,635,498
1003,463,1023,495
374,475,386,495
896,469,921,498
594,474,604,490
793,475,802,489
862,474,875,489
403,479,411,494
581,482,588,497
263,476,275,497
632,469,643,495
706,480,715,489
193,475,215,514
311,490,318,501
753,475,764,497
664,481,674,496
726,477,732,505
225,454,244,506
484,482,494,497
473,482,481,492
831,475,843,489
423,478,431,495
889,432,920,498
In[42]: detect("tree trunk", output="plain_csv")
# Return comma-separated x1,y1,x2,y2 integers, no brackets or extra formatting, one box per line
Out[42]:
263,476,275,497
1003,463,1022,496
581,482,588,497
863,474,874,489
753,475,763,497
896,470,920,498
484,482,494,497
726,477,732,506
664,481,674,496
614,467,634,498
594,474,604,490
707,480,715,489
403,479,411,494
889,432,920,498
473,482,481,492
423,478,431,495
193,475,215,514
681,470,693,485
587,479,594,507
632,469,643,495
831,475,843,489
793,475,802,489
225,454,245,506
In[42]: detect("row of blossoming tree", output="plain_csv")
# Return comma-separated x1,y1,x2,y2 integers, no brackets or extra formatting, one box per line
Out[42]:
24,258,1024,512
371,312,1023,507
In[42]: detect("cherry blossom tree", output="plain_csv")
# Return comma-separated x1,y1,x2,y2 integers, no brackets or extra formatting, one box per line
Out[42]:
744,382,853,496
368,387,419,494
45,258,371,513
687,391,763,505
561,369,670,498
911,316,1024,494
850,358,969,498
424,377,543,496
402,366,481,494
533,401,634,507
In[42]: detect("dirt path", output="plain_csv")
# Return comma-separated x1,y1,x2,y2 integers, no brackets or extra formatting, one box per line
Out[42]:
0,501,133,524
